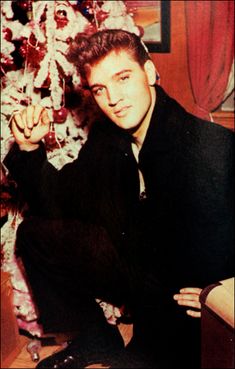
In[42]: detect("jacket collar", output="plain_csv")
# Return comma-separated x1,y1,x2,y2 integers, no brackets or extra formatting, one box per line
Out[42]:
140,85,185,156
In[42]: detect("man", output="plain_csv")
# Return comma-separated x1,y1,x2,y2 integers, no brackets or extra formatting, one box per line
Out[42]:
4,30,234,368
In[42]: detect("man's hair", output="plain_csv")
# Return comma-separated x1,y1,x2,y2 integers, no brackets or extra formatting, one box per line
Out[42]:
67,29,151,84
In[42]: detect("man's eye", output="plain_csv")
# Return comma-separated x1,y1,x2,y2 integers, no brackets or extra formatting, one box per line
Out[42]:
120,75,130,82
93,87,104,96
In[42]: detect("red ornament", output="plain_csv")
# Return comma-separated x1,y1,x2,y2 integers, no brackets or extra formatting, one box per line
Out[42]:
44,131,57,147
96,10,109,22
3,28,13,41
28,33,37,46
1,57,16,72
53,107,68,123
18,1,29,11
66,37,73,44
81,1,93,9
18,34,45,64
19,43,28,58
55,8,69,29
28,44,46,67
56,18,69,28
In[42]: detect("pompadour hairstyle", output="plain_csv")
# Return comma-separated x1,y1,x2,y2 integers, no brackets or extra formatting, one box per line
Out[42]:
67,29,151,84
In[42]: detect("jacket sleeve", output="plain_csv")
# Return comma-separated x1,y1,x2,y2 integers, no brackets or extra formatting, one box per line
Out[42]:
3,141,52,216
183,120,235,285
3,140,94,219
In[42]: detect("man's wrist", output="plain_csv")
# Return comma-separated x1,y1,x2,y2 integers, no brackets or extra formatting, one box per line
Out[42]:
18,142,40,151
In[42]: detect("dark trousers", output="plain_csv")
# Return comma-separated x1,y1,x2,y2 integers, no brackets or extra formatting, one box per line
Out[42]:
16,217,130,330
16,217,201,367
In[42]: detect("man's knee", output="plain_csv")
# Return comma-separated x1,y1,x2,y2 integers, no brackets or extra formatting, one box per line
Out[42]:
17,217,38,238
16,217,45,254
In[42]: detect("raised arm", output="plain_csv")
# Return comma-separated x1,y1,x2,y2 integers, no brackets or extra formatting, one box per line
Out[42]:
4,105,64,217
4,105,99,219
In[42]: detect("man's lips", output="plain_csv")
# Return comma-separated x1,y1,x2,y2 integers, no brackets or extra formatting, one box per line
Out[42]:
114,106,131,117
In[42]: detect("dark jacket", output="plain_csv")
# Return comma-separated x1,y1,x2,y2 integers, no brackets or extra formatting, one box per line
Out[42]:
4,86,234,288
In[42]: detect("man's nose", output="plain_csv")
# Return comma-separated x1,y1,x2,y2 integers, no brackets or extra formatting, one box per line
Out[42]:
107,87,122,106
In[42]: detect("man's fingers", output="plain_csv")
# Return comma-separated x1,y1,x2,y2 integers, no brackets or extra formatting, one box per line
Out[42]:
21,109,32,138
33,104,45,126
174,293,200,302
41,108,51,125
26,105,35,129
11,120,24,142
186,310,201,318
179,287,202,294
174,287,202,319
11,109,32,138
9,105,50,146
13,112,24,130
176,299,201,309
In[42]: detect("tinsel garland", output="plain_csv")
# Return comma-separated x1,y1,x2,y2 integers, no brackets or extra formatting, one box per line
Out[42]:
1,212,43,337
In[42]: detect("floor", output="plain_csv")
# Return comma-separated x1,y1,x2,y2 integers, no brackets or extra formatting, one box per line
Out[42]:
9,323,133,368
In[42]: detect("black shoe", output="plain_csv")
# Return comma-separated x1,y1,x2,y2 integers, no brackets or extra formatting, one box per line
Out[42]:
35,343,84,368
36,323,124,369
36,341,114,368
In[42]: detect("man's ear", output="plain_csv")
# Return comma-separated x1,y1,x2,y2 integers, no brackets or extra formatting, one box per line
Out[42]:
144,60,157,85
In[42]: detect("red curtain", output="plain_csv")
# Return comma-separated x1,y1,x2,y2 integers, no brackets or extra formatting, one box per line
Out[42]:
185,1,234,120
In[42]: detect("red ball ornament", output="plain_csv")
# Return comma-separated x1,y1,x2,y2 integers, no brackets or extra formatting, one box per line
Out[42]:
55,8,69,28
66,37,73,44
3,28,13,41
81,0,93,9
96,10,109,22
44,131,57,147
18,0,29,11
53,107,68,123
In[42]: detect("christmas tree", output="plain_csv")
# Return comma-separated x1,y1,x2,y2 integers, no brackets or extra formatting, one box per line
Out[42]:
1,0,143,337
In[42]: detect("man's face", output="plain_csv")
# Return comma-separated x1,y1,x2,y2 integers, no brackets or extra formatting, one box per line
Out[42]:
86,50,156,136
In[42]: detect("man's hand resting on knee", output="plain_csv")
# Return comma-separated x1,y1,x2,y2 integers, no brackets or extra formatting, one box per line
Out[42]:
173,287,202,318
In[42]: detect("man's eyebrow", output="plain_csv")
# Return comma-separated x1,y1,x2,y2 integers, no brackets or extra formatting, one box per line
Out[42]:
89,69,132,90
113,69,132,77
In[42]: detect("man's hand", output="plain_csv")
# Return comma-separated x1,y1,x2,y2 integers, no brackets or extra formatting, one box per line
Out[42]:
10,105,50,151
173,287,202,318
